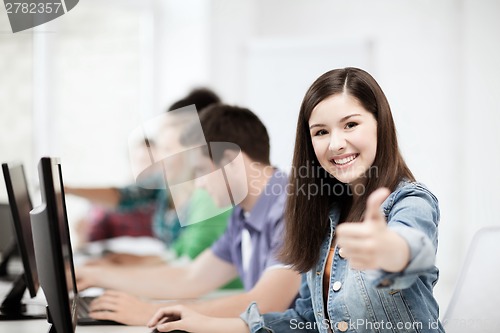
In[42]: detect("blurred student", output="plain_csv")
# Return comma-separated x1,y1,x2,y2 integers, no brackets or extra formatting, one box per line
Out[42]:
66,88,233,265
75,104,301,325
75,138,156,248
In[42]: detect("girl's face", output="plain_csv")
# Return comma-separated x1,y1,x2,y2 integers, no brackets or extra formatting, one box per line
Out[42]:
308,93,377,187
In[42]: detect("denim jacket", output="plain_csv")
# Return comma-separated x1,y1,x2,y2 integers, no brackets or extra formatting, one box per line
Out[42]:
241,181,445,333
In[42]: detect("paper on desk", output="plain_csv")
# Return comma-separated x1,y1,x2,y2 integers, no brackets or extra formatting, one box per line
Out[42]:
84,236,166,256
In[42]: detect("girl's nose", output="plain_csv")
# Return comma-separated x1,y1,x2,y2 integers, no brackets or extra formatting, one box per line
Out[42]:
328,132,346,152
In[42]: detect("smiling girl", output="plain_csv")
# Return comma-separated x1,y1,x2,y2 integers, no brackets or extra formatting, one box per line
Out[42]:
148,67,444,333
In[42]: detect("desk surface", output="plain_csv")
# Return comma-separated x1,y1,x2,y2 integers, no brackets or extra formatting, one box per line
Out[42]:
1,281,241,333
0,320,151,333
1,267,242,333
0,280,150,333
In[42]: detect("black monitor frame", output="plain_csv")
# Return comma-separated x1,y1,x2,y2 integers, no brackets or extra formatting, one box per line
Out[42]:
0,163,44,320
30,157,77,333
0,202,19,279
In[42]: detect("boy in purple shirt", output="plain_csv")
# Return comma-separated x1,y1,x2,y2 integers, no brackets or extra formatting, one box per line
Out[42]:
76,104,301,325
211,169,289,290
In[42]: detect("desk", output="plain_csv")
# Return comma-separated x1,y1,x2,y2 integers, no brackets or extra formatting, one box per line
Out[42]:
1,274,242,333
0,281,151,332
0,320,151,333
0,287,241,333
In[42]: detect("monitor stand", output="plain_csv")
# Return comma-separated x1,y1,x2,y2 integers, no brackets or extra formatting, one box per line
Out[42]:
0,273,45,320
46,306,55,333
45,305,71,333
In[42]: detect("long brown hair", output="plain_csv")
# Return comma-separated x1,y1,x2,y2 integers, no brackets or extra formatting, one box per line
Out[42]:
280,67,415,272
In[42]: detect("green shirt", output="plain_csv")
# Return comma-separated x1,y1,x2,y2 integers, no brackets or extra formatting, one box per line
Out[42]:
172,189,231,259
172,189,242,289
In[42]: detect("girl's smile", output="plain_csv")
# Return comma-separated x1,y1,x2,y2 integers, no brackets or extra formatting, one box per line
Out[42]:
330,153,359,168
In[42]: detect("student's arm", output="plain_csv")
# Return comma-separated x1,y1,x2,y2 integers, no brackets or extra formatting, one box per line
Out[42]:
149,274,310,333
184,267,301,317
148,305,249,333
66,182,160,210
65,187,120,208
78,250,239,325
144,269,301,331
76,249,238,299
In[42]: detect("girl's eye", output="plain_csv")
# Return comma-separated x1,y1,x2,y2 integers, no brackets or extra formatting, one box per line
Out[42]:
313,129,328,136
345,122,358,129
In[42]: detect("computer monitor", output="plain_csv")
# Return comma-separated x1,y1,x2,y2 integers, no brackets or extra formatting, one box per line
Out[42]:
0,163,44,320
30,157,77,333
0,202,18,279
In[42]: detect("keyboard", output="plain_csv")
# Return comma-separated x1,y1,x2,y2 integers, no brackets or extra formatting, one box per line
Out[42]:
77,296,93,318
77,296,122,326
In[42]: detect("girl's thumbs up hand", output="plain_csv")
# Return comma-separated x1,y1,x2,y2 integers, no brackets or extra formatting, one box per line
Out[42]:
336,188,409,272
364,187,391,223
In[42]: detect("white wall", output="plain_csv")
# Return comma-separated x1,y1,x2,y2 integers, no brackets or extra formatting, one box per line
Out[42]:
156,0,212,111
462,0,500,239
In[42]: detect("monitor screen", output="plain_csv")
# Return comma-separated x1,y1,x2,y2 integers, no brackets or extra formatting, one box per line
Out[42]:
30,157,77,333
1,163,45,320
0,203,16,257
1,163,39,296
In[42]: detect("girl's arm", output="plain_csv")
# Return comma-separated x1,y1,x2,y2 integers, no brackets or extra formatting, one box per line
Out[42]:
148,305,249,333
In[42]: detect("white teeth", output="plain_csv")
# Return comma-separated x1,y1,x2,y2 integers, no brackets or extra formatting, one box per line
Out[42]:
333,154,357,165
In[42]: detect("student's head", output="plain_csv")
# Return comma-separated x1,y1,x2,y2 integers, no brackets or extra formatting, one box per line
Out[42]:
168,87,221,113
181,104,271,207
130,137,155,177
157,87,221,157
198,104,270,166
281,67,414,272
154,87,222,181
